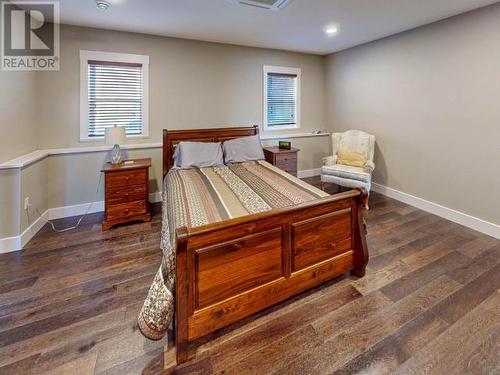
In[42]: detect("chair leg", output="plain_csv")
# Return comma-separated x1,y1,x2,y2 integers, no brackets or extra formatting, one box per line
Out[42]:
337,184,342,193
320,180,325,191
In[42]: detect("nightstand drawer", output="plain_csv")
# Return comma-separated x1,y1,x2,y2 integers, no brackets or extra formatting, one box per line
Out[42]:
276,160,297,175
282,167,297,176
101,158,152,231
275,160,297,169
105,185,147,205
275,153,297,164
106,169,147,188
263,147,299,178
106,200,147,221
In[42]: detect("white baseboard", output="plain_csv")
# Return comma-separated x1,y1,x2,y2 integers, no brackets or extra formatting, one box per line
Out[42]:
0,236,22,254
149,191,163,203
298,168,321,179
0,208,49,254
372,183,500,239
48,201,104,221
0,171,321,254
0,191,164,254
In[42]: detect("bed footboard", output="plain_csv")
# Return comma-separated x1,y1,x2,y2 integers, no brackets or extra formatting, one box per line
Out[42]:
175,189,368,363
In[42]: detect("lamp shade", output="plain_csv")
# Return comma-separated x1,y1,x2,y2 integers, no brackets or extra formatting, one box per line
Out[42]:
105,126,126,146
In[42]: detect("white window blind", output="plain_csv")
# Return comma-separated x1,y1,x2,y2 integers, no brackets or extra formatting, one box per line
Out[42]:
87,60,144,138
263,66,300,131
266,72,298,127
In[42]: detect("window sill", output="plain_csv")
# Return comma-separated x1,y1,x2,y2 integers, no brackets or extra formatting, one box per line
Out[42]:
260,132,330,141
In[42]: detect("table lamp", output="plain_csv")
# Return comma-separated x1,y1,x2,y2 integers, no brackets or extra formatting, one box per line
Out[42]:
105,125,126,164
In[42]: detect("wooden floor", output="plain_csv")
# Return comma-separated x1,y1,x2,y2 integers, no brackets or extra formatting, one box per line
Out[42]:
0,178,499,374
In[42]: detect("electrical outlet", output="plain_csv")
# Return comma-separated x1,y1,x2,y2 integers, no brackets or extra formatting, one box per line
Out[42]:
24,197,30,210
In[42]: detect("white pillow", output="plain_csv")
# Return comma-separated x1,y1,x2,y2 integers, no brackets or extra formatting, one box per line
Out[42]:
173,142,224,169
223,135,265,164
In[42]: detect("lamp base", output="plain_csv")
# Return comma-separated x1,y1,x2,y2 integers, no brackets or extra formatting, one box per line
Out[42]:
111,144,122,164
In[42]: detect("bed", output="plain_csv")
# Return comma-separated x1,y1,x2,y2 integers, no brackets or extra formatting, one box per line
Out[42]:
138,126,369,364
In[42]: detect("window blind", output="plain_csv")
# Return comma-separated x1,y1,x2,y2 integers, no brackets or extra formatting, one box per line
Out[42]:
87,60,144,138
266,72,297,127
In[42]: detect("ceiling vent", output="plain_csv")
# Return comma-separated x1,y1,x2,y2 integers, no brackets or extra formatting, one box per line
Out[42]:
226,0,293,11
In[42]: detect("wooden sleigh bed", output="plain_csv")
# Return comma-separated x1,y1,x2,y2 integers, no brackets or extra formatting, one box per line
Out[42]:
161,126,369,364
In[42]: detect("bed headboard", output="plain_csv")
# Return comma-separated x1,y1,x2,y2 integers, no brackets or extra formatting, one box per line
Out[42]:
162,125,259,178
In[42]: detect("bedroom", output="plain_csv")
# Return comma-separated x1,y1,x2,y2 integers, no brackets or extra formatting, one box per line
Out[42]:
0,0,499,374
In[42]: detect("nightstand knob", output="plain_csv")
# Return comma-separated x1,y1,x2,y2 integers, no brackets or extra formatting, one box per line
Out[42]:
125,209,129,213
125,177,130,181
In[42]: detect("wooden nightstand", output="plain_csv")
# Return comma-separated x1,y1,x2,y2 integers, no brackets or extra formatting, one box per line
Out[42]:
101,158,151,231
263,147,300,177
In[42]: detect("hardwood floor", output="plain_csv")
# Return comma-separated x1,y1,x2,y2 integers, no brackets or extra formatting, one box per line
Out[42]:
0,178,499,374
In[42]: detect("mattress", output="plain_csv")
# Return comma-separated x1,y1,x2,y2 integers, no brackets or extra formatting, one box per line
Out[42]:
138,160,328,339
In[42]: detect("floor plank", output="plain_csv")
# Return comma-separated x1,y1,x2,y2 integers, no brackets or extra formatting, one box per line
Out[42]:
394,290,500,375
0,179,498,374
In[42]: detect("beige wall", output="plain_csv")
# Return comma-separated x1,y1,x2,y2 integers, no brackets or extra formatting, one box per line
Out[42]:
21,160,48,233
39,24,328,212
37,24,326,148
0,70,38,162
0,169,21,238
36,24,328,214
47,149,162,208
325,4,500,225
46,137,329,211
0,161,48,239
1,24,329,237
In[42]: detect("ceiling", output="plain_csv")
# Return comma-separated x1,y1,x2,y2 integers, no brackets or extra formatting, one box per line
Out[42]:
52,0,499,55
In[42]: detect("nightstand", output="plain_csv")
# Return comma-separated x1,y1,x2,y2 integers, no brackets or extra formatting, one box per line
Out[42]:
101,158,151,231
263,147,300,177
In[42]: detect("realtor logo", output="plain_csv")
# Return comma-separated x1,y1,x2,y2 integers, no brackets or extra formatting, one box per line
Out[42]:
1,1,59,71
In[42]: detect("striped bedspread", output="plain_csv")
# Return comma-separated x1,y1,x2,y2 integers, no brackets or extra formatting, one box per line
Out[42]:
138,160,328,339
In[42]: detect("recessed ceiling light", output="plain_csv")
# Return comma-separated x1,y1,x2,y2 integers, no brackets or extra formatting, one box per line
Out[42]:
325,25,338,36
95,0,111,10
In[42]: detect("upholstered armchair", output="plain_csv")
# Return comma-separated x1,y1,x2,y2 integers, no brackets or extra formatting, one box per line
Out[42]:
321,130,376,196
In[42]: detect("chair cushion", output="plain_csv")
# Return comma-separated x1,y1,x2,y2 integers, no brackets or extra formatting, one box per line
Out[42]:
337,149,367,168
321,164,371,183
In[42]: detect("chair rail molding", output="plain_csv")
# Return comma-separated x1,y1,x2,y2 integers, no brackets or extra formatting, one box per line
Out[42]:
0,143,162,170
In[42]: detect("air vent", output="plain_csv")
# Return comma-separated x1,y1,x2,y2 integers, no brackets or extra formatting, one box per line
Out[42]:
227,0,293,11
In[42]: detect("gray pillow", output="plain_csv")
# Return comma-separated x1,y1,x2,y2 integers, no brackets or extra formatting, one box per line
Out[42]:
173,141,224,169
223,135,265,164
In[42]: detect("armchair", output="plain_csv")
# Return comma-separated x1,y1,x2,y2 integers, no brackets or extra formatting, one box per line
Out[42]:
321,130,376,197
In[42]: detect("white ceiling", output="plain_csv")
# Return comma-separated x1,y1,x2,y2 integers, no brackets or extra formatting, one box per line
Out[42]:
54,0,499,55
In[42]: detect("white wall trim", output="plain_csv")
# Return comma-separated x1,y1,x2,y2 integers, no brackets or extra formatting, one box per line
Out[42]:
48,201,105,221
0,133,330,170
260,132,330,140
297,168,321,179
0,191,164,254
0,236,22,254
0,169,318,253
47,191,162,221
6,171,497,255
372,183,500,239
0,143,162,170
149,191,163,203
0,209,49,254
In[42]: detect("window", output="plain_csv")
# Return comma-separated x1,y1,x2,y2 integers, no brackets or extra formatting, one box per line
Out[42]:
80,51,149,140
263,65,301,131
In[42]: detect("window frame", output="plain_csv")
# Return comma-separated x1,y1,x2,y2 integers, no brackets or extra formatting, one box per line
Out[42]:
79,50,150,141
263,65,301,132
